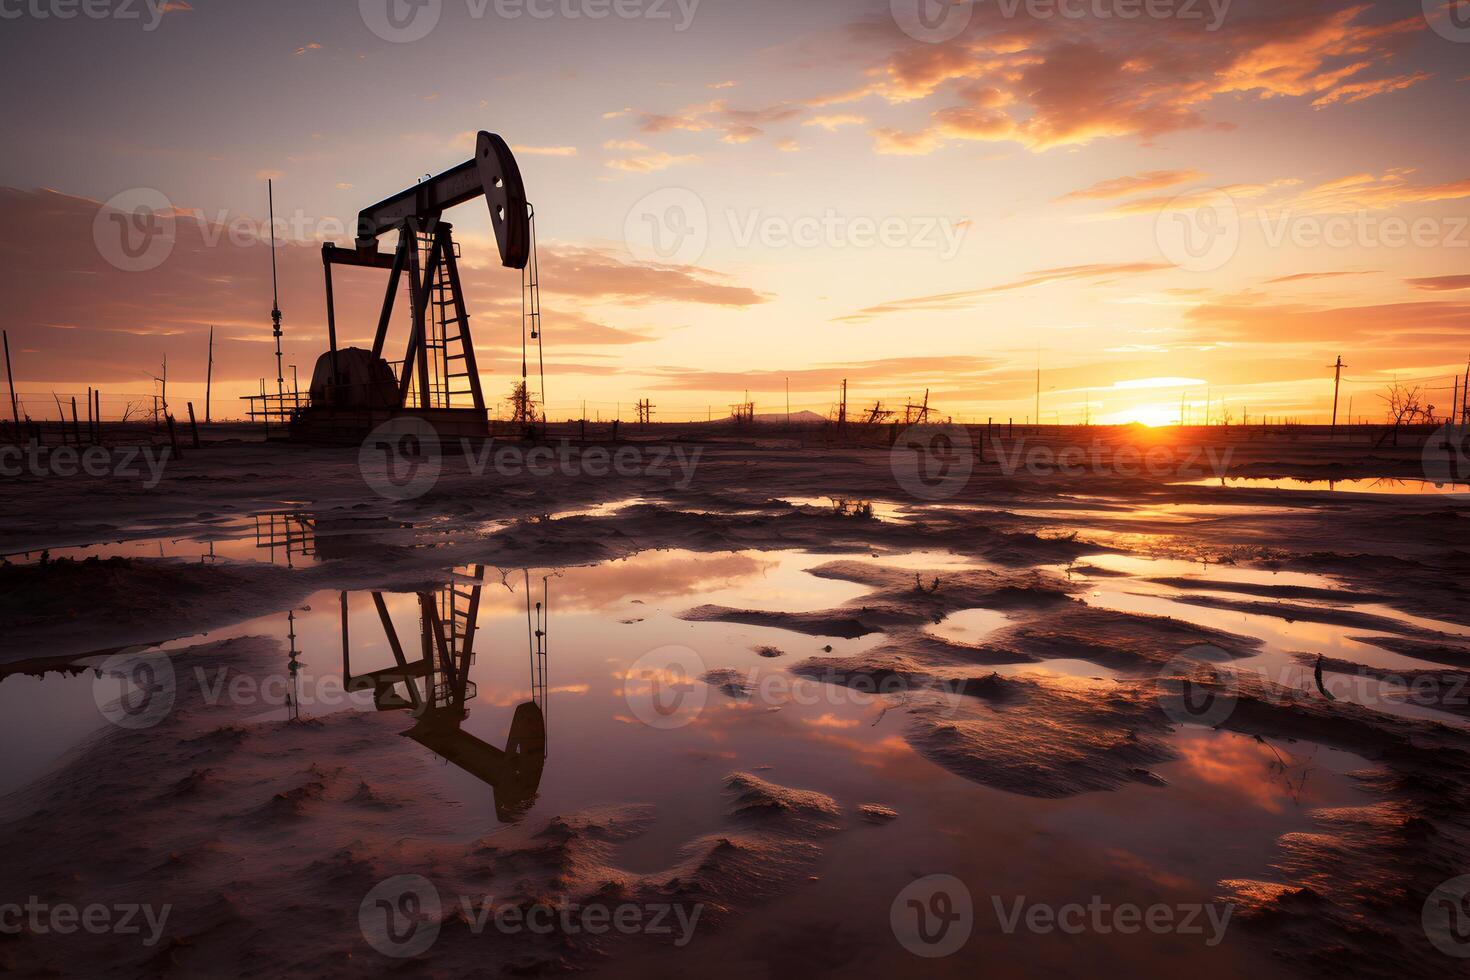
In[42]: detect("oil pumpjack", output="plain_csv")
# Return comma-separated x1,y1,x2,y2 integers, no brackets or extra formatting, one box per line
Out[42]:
292,131,535,441
339,568,550,822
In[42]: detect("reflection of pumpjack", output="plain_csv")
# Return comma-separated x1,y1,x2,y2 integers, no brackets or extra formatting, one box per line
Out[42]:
340,567,549,822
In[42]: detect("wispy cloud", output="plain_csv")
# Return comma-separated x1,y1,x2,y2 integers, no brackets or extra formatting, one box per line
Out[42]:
1058,170,1204,203
803,114,868,132
836,263,1170,322
604,151,698,173
511,145,579,157
1265,270,1378,285
1406,275,1470,292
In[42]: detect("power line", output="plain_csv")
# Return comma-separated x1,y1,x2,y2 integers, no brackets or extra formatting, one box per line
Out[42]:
1339,372,1460,385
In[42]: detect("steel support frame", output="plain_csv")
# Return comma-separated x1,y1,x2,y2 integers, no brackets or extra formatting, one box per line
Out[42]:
320,218,486,412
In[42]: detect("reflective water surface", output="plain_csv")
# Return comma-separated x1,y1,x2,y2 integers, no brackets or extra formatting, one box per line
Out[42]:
2,506,1465,974
1179,476,1470,495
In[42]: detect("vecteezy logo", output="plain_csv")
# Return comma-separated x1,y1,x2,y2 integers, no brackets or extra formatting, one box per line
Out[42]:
93,650,176,730
623,188,709,266
1156,645,1239,728
93,188,175,273
1422,424,1470,498
891,423,974,501
622,645,708,730
1155,188,1240,272
891,874,973,957
360,0,443,43
360,875,442,958
1423,874,1470,957
891,0,973,43
359,417,443,501
1424,0,1470,43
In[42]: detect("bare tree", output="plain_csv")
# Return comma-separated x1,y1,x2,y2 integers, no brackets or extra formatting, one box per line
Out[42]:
1377,382,1428,447
506,380,538,425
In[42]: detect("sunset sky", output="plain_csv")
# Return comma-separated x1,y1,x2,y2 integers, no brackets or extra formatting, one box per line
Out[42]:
2,0,1468,424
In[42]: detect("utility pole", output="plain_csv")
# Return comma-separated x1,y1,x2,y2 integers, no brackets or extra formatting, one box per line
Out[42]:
1462,357,1469,425
205,325,214,423
2,330,17,425
1034,349,1041,429
785,376,790,426
1328,356,1346,432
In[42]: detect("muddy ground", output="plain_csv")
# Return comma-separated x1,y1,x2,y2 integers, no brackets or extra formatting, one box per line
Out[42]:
0,423,1466,977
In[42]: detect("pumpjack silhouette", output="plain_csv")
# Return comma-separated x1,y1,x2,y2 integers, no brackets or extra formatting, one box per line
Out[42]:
340,565,550,822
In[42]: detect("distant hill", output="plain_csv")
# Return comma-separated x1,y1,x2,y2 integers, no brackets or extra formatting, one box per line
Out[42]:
749,410,828,424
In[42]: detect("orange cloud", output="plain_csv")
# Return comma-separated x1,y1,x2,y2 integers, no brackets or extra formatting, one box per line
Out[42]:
1286,171,1470,212
511,145,579,157
539,245,769,308
1265,270,1378,285
1407,275,1470,292
1183,298,1470,345
603,152,698,173
1311,72,1430,108
803,114,868,132
824,1,1427,157
1058,170,1206,203
634,100,804,146
869,127,943,156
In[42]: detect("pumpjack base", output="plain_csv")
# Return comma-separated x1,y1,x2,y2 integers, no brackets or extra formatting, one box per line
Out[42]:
288,407,489,445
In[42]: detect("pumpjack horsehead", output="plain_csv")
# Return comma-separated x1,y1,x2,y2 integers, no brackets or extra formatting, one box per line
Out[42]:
302,132,535,440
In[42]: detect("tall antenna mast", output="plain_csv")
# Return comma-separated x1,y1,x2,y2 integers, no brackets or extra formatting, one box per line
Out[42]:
205,325,214,424
268,179,285,413
1034,346,1041,427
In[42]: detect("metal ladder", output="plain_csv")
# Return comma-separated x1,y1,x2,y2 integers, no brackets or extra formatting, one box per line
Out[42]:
433,572,482,707
420,235,476,409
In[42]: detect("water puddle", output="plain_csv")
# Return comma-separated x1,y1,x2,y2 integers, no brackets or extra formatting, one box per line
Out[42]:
925,607,1015,646
0,512,425,568
1179,476,1469,496
1056,553,1470,726
0,537,1398,977
780,496,909,522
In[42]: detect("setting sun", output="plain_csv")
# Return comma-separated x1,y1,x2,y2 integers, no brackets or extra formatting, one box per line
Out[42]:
1099,403,1180,428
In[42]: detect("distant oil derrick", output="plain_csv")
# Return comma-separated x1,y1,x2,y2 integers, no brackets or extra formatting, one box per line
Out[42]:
901,389,933,425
